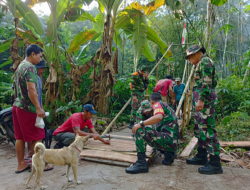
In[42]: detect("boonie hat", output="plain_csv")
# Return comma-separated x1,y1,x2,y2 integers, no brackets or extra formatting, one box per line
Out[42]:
83,104,97,114
140,65,148,72
139,100,152,113
185,45,206,59
35,59,49,69
175,77,181,82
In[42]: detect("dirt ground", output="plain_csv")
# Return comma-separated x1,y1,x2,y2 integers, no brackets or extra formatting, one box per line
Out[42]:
0,141,250,190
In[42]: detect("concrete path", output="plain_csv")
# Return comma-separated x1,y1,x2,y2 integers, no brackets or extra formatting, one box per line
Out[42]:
0,128,250,190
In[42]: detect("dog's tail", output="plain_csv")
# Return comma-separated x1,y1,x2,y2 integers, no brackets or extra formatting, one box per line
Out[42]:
34,142,46,158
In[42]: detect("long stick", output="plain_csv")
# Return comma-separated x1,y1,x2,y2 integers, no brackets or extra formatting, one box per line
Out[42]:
102,44,174,135
182,60,187,83
175,65,196,117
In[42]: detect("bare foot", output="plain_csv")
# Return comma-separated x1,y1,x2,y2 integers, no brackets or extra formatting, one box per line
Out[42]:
17,162,30,172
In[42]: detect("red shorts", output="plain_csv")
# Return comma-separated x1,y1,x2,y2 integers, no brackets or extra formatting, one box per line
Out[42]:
12,106,45,142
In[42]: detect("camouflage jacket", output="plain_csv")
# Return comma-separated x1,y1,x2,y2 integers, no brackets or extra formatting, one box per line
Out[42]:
13,60,38,113
154,101,178,139
131,71,149,96
194,56,217,101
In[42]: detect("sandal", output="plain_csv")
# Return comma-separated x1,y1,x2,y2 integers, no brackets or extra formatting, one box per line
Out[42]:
15,164,31,174
29,165,53,172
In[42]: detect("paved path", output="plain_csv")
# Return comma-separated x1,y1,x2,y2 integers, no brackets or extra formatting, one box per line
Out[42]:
0,128,250,190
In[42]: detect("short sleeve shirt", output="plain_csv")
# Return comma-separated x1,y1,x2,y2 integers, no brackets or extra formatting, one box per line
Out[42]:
174,84,185,101
13,60,38,113
53,113,94,136
153,79,173,97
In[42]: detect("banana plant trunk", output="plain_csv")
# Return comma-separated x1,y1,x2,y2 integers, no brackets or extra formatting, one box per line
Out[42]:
90,10,117,115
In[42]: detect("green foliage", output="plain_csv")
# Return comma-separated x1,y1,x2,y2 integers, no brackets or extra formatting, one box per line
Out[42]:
0,71,13,106
216,75,250,118
217,112,250,141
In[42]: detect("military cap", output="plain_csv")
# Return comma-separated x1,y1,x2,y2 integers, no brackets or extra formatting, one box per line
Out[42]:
140,65,148,72
185,45,206,59
137,100,152,113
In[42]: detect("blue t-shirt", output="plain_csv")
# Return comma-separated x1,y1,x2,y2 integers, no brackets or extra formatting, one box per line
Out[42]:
38,76,42,106
174,83,185,101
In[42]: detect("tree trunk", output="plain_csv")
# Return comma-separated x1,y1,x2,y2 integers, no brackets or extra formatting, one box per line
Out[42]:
205,0,215,53
243,61,250,85
222,0,230,77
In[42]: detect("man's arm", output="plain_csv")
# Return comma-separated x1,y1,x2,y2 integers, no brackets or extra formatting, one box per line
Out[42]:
72,127,110,145
27,82,45,118
90,128,110,144
132,114,163,134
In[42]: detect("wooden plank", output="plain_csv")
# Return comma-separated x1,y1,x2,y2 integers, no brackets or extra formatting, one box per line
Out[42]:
179,137,198,157
220,141,250,147
81,138,154,164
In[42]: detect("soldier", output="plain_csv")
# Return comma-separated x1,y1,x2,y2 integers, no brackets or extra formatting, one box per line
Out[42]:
129,66,149,129
185,45,223,175
126,93,179,174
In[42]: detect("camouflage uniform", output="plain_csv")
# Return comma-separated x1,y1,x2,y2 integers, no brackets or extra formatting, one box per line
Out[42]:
13,60,38,113
130,66,149,123
135,101,179,153
192,55,220,155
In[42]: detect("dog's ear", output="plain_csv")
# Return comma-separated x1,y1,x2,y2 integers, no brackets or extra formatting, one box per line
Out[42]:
75,133,79,138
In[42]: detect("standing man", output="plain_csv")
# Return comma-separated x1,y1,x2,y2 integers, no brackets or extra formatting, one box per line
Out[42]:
126,93,179,174
53,104,110,148
12,44,47,173
129,66,149,129
153,76,174,105
174,77,186,118
26,60,49,159
185,45,222,175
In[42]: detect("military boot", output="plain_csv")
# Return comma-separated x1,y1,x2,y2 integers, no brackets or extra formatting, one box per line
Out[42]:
125,152,148,174
198,154,223,175
186,147,208,166
162,152,175,165
129,121,134,129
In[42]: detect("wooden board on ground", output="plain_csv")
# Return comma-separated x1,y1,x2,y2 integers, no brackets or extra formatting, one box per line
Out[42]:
220,141,250,148
80,138,155,166
179,136,198,157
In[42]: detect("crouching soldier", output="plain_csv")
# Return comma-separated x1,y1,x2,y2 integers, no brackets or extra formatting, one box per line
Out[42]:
126,93,179,174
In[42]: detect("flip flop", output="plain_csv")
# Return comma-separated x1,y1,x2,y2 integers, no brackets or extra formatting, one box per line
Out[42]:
44,166,53,172
15,164,31,174
29,166,54,173
25,159,32,163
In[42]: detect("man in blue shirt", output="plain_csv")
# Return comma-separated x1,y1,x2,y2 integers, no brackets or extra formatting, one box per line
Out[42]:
174,77,185,118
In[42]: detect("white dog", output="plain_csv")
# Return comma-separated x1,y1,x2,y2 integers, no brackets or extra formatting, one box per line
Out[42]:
26,134,89,190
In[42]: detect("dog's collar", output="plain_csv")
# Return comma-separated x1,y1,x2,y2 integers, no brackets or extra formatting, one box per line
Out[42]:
74,146,81,153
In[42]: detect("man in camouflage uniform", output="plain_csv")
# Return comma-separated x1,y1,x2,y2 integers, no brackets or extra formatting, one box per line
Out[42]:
129,66,149,129
126,93,179,174
12,44,53,173
185,45,223,175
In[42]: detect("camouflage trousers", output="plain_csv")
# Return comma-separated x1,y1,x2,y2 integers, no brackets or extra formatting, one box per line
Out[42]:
193,88,220,155
130,91,144,122
135,127,177,153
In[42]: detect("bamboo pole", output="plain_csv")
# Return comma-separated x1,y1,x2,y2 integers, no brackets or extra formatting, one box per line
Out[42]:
102,43,173,135
181,93,188,137
186,73,195,126
175,65,196,118
182,60,187,83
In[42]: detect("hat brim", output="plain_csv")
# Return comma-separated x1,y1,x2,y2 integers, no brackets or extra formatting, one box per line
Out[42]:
143,108,152,112
36,66,49,69
89,110,97,114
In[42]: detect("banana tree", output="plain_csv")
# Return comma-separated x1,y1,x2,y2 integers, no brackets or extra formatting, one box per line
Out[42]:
66,0,172,114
